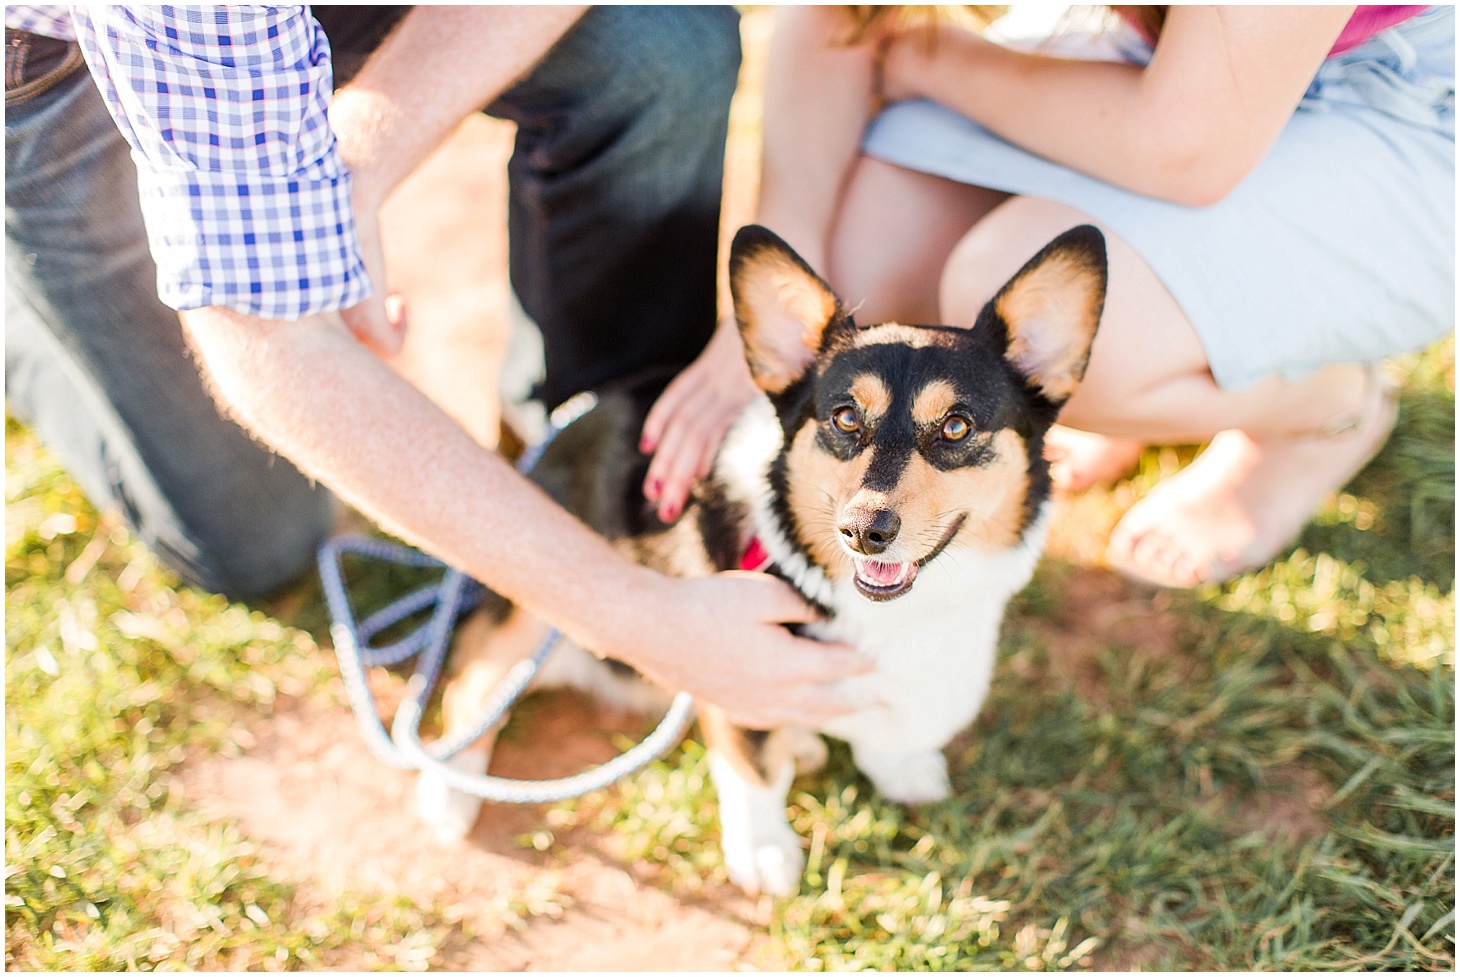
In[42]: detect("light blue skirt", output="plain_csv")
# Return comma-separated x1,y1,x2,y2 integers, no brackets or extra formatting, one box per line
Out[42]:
862,7,1455,390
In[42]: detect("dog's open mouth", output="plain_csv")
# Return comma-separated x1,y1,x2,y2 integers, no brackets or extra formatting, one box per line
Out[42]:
852,558,919,601
851,515,966,601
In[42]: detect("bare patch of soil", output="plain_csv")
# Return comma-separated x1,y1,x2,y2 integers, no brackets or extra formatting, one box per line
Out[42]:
1221,762,1332,843
1010,556,1192,706
174,690,777,971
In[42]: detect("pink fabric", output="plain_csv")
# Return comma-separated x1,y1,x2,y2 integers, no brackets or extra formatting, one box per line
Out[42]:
1116,6,1429,57
1330,5,1429,54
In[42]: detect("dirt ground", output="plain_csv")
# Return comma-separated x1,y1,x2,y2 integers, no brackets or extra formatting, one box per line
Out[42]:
175,691,782,971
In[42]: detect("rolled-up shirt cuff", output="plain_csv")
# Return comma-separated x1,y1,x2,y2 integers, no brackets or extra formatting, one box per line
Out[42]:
137,165,372,320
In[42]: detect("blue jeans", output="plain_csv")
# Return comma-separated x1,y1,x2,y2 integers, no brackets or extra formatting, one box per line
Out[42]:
486,5,740,408
5,6,740,596
5,33,336,599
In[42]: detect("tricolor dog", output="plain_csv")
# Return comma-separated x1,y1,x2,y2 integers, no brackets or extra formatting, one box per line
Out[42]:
419,223,1108,896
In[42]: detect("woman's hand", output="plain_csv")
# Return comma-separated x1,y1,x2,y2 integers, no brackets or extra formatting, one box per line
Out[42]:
640,315,759,522
874,23,944,106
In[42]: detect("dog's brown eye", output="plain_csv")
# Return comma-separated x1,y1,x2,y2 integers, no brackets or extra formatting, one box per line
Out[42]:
942,416,970,441
832,407,860,433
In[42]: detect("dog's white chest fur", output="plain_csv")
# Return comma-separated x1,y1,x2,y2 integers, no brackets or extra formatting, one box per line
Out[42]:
810,520,1046,752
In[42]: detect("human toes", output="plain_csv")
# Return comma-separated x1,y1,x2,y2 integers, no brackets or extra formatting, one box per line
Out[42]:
1045,426,1144,493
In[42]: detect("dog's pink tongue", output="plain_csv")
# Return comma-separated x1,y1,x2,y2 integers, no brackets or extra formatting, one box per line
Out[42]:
861,560,910,586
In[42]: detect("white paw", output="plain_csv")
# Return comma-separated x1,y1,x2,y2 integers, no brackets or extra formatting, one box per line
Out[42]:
722,823,805,897
415,748,489,843
708,750,803,897
858,747,951,805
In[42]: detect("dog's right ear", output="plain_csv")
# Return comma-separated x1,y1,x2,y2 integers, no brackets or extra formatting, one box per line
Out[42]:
730,225,846,395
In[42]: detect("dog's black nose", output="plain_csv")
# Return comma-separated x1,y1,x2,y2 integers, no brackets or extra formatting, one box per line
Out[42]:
839,508,901,555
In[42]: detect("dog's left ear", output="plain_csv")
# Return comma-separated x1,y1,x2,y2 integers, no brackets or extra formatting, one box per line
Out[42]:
729,225,847,395
986,225,1108,404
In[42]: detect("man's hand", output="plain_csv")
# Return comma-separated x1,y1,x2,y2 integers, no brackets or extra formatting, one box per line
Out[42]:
339,184,408,358
641,315,759,522
328,6,590,360
605,570,879,730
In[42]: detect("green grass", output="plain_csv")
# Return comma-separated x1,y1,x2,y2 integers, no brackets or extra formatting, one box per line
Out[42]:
4,418,466,971
6,341,1454,970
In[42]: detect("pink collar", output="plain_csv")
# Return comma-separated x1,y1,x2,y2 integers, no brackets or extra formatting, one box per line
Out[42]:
740,536,772,572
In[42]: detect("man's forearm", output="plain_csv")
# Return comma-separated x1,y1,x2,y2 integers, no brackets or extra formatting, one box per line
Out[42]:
330,5,588,206
181,306,656,654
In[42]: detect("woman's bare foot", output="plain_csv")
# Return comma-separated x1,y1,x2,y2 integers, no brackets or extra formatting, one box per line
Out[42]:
1044,425,1145,493
1105,374,1398,588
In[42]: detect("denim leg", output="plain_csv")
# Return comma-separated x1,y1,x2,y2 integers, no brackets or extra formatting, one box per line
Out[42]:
5,64,334,599
486,5,741,410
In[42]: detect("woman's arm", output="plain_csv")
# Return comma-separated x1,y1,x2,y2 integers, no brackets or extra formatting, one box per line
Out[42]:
641,7,882,519
882,5,1355,206
758,6,885,273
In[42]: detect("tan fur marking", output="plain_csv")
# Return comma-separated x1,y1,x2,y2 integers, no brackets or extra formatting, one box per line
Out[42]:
784,418,868,580
826,429,1031,560
701,707,806,787
848,373,892,424
734,252,839,394
994,251,1103,400
852,323,940,349
442,606,551,754
892,430,1031,552
912,380,959,429
786,414,1033,574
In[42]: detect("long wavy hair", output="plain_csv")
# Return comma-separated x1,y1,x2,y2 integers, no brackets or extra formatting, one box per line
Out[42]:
836,6,1007,44
837,5,1169,44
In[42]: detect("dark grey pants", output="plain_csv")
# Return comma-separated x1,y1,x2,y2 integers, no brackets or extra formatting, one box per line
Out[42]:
5,6,740,597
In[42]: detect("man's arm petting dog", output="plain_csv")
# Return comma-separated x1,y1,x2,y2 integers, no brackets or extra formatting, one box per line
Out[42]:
426,223,1107,897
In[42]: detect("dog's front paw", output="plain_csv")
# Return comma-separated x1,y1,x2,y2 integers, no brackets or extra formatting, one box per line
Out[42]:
855,746,951,805
415,748,489,843
722,822,805,897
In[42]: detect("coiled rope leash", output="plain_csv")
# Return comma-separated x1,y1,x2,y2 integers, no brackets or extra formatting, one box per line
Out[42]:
317,394,698,803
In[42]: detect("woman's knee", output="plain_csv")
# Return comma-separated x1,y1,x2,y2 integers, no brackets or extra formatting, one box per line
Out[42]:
938,197,1103,328
830,158,1005,323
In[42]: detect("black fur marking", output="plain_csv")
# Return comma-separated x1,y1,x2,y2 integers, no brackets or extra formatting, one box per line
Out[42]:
695,479,751,573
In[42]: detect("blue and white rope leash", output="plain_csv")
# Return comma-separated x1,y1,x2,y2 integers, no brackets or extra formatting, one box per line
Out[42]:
317,394,698,804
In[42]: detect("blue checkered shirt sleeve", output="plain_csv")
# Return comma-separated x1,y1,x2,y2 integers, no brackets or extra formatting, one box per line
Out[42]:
5,6,75,39
70,5,371,319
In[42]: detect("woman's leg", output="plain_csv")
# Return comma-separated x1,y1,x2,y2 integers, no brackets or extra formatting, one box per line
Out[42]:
939,196,1394,587
828,156,1007,324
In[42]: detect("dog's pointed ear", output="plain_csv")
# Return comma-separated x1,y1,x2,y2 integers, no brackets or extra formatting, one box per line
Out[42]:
985,225,1107,404
730,225,846,395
